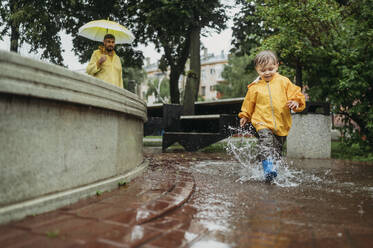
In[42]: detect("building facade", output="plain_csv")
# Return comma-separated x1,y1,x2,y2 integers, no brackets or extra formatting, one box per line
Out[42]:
200,50,227,100
141,49,228,104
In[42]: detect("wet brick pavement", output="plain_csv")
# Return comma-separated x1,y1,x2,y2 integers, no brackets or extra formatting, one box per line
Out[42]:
1,149,373,247
0,163,195,248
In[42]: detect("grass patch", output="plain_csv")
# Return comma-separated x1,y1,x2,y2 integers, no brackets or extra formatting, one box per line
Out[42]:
143,141,162,147
145,136,162,139
331,141,373,162
118,180,126,187
200,142,227,153
46,230,59,238
143,137,228,152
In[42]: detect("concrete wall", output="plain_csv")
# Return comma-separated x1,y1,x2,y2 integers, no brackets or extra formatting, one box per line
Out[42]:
0,50,148,224
287,114,331,159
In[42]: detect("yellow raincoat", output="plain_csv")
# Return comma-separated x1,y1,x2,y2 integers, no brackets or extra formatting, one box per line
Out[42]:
238,73,306,136
86,46,123,88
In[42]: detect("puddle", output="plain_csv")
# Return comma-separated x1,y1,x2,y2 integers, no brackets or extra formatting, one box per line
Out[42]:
187,127,373,193
174,129,373,247
190,240,232,248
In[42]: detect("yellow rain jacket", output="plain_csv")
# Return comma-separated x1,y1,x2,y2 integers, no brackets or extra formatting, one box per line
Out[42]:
86,46,123,88
238,73,306,136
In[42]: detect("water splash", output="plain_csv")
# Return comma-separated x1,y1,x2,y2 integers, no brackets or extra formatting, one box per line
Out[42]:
225,126,319,187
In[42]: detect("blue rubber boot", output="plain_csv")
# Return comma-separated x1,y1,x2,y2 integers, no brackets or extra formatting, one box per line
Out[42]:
262,159,277,183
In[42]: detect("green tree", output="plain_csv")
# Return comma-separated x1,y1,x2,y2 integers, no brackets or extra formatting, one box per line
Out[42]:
183,28,201,114
122,66,147,93
0,0,75,65
216,54,257,98
182,0,227,114
0,0,143,68
63,0,144,69
231,0,273,57
122,0,227,104
123,0,191,103
257,0,344,87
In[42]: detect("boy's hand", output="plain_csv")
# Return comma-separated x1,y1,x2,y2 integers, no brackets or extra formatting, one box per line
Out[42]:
240,117,249,127
287,100,299,110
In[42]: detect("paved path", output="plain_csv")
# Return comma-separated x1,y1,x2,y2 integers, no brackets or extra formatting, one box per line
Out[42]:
1,149,373,247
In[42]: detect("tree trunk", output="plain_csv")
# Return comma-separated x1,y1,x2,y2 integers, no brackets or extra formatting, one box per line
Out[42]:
9,0,20,52
183,27,201,115
295,59,302,87
169,69,181,104
160,28,191,104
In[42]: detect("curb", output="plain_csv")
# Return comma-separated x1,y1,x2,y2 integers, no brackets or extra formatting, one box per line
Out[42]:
0,160,149,225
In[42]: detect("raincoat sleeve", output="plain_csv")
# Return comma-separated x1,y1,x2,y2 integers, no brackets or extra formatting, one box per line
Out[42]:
238,83,256,120
286,78,306,112
86,50,102,76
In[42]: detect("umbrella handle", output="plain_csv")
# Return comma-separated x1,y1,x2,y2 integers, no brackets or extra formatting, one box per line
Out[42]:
106,17,109,34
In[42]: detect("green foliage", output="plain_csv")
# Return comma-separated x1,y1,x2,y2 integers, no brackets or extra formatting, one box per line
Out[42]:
96,190,102,196
233,0,373,151
197,95,205,102
0,0,75,65
332,141,373,162
231,0,273,56
200,142,226,153
46,230,59,238
216,54,257,98
1,0,229,104
146,77,170,103
122,0,228,103
122,66,147,92
63,0,144,68
0,0,144,67
118,180,126,187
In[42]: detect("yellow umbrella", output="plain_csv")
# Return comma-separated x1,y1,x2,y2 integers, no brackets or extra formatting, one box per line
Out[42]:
78,19,135,44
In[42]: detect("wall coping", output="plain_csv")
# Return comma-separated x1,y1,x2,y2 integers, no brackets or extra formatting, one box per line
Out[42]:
0,50,147,121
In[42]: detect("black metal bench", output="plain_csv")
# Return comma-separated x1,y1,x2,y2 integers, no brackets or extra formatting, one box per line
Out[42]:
145,98,243,151
162,112,239,151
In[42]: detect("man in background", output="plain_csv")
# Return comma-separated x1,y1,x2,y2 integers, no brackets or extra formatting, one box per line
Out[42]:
86,34,123,88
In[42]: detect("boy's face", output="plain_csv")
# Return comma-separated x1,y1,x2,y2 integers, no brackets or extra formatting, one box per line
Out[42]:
255,62,279,82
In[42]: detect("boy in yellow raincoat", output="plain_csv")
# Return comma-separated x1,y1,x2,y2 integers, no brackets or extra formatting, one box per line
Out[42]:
239,50,306,182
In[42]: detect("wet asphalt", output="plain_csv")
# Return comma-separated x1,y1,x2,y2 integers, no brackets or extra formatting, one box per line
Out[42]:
166,151,373,248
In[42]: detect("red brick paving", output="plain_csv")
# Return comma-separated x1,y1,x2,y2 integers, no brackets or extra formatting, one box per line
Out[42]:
0,164,196,247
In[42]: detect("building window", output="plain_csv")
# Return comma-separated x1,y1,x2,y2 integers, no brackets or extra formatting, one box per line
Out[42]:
210,85,215,91
201,70,206,79
210,68,215,74
201,86,206,96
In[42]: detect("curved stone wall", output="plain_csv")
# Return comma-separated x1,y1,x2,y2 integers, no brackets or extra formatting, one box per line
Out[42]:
0,50,147,224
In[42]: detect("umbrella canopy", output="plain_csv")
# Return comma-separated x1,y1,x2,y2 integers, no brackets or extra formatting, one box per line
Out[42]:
78,19,135,44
